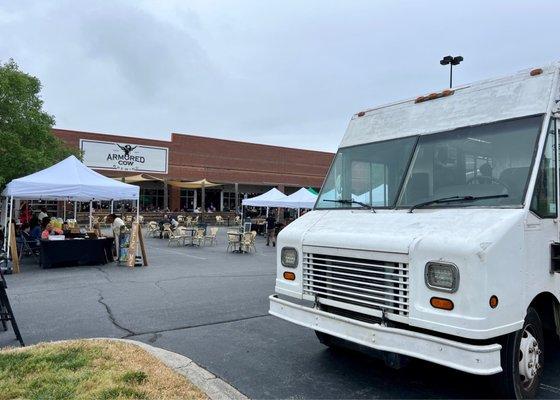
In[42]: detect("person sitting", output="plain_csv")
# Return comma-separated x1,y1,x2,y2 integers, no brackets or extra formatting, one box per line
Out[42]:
29,216,41,240
41,222,63,239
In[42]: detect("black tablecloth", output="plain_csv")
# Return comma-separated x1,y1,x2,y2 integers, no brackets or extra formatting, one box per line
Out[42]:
40,238,114,269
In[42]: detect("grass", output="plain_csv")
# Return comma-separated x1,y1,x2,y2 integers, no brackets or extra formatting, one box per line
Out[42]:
0,339,207,400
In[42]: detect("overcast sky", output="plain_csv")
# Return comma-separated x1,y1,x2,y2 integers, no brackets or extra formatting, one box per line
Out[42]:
1,1,559,152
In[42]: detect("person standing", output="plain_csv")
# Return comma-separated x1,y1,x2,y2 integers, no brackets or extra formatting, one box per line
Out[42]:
266,212,277,247
106,214,125,258
37,206,48,222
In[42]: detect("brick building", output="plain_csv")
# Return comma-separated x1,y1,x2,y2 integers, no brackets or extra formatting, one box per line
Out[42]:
53,128,334,212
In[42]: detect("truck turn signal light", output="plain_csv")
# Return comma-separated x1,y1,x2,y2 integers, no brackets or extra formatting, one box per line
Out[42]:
283,271,296,281
430,297,454,311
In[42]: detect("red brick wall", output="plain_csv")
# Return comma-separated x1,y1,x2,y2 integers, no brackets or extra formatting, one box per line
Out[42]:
54,128,334,187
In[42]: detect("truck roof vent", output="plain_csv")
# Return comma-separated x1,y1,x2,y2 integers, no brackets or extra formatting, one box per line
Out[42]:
530,68,543,76
415,89,454,104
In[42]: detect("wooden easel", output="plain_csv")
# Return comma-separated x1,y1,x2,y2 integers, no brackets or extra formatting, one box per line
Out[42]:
126,222,148,267
8,223,19,274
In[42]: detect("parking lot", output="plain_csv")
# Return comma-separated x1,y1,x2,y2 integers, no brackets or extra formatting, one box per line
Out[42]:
2,230,560,399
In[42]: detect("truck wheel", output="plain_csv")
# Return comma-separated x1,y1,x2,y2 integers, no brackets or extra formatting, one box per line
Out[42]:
495,307,544,399
315,330,334,346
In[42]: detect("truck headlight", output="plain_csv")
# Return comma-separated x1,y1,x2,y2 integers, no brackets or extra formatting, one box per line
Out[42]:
425,262,459,292
281,247,298,268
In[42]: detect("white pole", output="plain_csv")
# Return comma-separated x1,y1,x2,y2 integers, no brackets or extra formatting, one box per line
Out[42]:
6,196,13,259
74,201,77,220
110,200,114,213
1,197,8,253
136,199,140,260
89,200,93,230
63,200,66,221
297,208,301,218
266,207,269,217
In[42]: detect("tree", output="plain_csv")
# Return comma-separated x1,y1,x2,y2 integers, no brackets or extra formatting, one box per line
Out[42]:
0,59,80,189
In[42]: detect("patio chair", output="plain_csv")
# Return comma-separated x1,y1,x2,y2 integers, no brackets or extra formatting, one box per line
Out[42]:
215,215,224,226
186,216,193,226
192,228,205,247
161,223,173,239
18,231,40,262
147,221,159,237
177,215,184,223
204,227,219,246
234,216,241,226
226,232,241,252
241,231,257,253
168,229,186,247
67,219,77,228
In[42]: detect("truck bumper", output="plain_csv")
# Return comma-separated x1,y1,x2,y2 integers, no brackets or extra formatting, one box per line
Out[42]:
269,294,502,375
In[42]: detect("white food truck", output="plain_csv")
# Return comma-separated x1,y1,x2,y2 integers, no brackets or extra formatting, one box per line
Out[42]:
269,63,560,398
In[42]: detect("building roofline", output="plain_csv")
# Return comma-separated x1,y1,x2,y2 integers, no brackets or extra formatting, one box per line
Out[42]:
171,132,334,155
52,128,333,155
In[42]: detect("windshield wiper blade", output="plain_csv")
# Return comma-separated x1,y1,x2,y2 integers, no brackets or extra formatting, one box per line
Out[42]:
408,194,509,213
323,199,376,213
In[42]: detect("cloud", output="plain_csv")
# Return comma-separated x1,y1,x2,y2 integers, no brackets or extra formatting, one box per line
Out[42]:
0,0,559,151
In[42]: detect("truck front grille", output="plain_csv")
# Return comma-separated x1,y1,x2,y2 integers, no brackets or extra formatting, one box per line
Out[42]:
302,253,409,316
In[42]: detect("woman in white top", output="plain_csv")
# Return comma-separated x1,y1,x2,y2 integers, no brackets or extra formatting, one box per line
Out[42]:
107,214,125,259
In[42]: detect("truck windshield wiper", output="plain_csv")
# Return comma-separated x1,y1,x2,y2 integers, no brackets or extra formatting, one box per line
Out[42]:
408,194,509,213
323,199,376,213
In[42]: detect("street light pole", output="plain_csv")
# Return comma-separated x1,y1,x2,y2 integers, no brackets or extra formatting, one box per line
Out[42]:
440,55,463,88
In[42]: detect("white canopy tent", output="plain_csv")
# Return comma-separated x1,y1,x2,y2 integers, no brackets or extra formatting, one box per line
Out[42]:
268,187,317,209
241,188,287,207
3,156,139,201
2,155,140,258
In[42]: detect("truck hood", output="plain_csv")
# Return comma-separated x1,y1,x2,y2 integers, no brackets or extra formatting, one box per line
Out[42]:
290,208,526,254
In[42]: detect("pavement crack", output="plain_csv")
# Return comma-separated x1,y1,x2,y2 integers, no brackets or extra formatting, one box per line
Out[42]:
96,289,135,336
127,313,271,338
92,265,113,283
153,280,167,294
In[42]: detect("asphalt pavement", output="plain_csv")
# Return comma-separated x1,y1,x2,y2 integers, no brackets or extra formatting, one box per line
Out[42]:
2,229,560,399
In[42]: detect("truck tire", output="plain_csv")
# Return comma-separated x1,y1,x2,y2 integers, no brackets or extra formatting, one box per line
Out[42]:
494,307,544,399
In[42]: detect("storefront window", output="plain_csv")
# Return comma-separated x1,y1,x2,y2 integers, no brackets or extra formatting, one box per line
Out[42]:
180,189,196,211
140,188,165,210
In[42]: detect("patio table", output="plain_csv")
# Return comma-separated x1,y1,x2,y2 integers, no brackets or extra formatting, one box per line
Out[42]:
227,231,245,253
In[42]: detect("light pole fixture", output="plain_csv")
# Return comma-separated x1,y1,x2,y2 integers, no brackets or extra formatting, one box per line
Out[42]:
440,55,463,88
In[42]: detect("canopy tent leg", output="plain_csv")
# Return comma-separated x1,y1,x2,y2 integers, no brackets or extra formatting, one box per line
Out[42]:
6,196,13,259
63,201,66,221
89,201,93,230
136,199,140,258
110,200,114,213
74,201,77,220
1,198,8,253
266,207,269,217
297,208,301,218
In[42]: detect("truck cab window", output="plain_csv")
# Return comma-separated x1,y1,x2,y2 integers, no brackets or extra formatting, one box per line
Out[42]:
316,136,417,209
530,119,557,218
398,116,542,208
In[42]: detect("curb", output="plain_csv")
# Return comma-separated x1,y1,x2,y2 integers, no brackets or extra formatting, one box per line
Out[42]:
5,338,248,400
111,338,248,400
